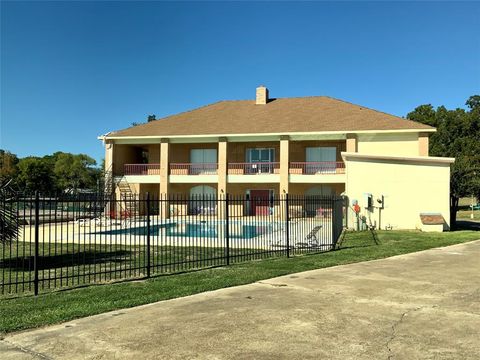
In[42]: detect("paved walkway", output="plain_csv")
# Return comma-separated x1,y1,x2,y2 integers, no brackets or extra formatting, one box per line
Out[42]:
2,240,480,360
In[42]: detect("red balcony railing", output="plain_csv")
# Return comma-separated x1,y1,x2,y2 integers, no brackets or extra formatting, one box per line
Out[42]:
124,163,160,175
228,162,280,175
124,162,344,176
289,162,345,174
170,163,218,175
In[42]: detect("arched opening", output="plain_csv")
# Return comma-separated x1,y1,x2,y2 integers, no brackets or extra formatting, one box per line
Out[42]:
189,185,216,214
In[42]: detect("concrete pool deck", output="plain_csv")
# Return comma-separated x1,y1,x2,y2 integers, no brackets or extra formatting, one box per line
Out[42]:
2,239,479,359
17,217,333,248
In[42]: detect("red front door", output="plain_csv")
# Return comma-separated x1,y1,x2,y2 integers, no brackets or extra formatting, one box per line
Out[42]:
250,190,271,216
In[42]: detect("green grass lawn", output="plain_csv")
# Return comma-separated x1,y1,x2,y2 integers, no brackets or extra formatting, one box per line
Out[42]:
1,229,479,334
0,241,281,296
457,209,480,220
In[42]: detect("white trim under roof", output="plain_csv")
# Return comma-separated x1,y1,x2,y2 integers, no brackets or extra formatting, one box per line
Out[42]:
341,152,455,165
98,128,436,144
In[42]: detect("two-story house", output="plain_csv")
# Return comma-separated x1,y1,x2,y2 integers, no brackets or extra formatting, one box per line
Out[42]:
99,86,454,231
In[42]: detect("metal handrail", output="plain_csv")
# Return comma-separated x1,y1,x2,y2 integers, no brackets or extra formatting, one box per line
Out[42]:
124,164,161,175
170,163,218,175
289,161,345,174
228,162,280,174
123,161,345,175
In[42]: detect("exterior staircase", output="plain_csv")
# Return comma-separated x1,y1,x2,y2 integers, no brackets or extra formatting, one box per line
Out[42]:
101,165,114,218
101,166,139,219
116,176,139,219
103,165,114,197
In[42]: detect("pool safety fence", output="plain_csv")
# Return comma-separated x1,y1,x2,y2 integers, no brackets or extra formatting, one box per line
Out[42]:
0,191,345,296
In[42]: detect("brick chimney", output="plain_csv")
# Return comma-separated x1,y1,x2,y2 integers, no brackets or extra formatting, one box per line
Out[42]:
256,86,269,105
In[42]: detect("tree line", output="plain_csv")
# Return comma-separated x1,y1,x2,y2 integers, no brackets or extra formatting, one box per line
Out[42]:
0,150,102,194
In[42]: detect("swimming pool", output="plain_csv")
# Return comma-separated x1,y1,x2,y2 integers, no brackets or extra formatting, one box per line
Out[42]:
95,221,277,239
168,223,275,239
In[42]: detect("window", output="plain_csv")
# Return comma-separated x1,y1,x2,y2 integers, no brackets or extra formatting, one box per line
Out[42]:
190,149,217,174
246,148,275,174
246,148,275,163
305,147,337,174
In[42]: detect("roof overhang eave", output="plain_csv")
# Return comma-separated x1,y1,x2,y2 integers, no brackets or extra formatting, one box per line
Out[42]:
341,152,455,165
102,128,436,142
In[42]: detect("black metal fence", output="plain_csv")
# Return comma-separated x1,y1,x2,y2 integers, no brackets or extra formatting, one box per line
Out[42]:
0,192,345,296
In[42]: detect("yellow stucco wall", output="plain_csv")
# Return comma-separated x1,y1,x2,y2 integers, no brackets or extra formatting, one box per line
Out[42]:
344,157,451,230
104,142,114,172
218,139,227,196
357,133,420,157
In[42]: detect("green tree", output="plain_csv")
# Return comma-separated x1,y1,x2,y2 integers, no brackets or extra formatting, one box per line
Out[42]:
0,149,19,184
466,95,480,111
407,95,480,227
406,104,438,127
16,157,56,193
53,153,98,191
1,151,102,194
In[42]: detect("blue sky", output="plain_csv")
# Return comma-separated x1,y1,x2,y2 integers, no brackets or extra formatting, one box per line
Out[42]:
1,1,479,164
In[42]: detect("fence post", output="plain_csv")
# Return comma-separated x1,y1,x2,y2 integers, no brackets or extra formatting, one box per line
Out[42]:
34,191,40,296
331,197,336,247
225,194,230,266
146,192,151,278
285,193,290,258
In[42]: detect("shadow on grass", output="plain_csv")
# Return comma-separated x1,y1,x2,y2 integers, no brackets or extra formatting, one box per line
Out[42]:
454,220,480,231
0,250,133,271
336,243,375,250
335,230,380,250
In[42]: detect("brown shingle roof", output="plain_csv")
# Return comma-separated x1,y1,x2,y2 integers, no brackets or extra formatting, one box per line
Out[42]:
109,96,434,137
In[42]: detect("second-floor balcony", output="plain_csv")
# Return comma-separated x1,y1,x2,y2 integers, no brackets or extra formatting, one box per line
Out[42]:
289,162,345,174
228,162,280,175
170,163,218,175
124,164,161,175
123,161,345,177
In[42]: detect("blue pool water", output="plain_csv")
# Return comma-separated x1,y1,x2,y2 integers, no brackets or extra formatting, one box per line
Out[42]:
95,223,174,236
168,223,273,239
96,222,274,239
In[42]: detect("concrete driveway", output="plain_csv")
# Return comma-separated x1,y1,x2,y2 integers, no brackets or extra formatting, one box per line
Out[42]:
2,240,479,360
